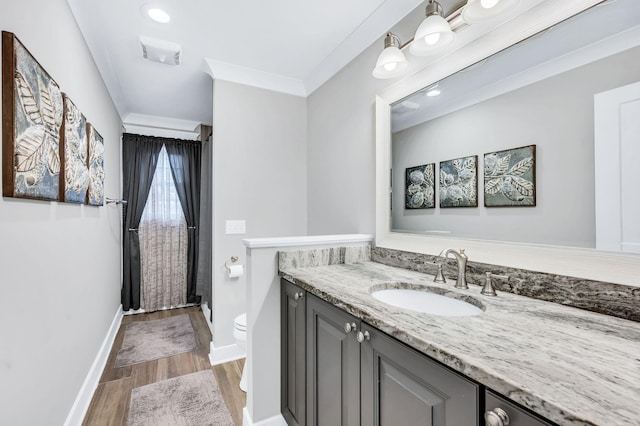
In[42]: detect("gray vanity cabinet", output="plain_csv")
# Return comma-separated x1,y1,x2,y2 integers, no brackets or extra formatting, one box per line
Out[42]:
306,293,361,426
485,390,553,426
360,323,479,426
287,283,549,426
281,279,307,426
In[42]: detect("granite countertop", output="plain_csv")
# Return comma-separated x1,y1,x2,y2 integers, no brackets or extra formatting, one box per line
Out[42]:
280,260,640,426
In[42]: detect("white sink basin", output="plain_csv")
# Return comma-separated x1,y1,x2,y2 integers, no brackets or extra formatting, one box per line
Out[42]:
371,288,483,317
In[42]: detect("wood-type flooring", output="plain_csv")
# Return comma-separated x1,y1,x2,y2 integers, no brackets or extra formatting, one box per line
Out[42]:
82,306,246,425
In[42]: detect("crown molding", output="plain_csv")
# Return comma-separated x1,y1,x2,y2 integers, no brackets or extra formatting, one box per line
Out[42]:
203,58,307,97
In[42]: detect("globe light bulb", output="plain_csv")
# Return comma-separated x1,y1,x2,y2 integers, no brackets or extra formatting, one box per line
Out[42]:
424,32,441,46
384,62,398,71
481,0,500,8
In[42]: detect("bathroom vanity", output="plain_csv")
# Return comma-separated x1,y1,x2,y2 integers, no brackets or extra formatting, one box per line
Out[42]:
278,248,640,426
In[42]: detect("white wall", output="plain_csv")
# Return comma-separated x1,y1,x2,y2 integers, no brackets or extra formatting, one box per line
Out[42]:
212,80,307,346
392,45,640,247
0,0,122,424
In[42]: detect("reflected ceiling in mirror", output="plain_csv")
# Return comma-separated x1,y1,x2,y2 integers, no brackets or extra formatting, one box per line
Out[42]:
390,0,640,252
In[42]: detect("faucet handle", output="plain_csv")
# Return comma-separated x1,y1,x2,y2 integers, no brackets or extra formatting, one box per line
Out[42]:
424,262,447,283
481,272,509,296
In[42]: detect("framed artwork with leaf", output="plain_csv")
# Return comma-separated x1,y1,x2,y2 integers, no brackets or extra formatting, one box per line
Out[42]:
2,31,62,200
87,123,105,206
440,155,478,208
61,95,90,203
484,145,536,207
405,163,435,209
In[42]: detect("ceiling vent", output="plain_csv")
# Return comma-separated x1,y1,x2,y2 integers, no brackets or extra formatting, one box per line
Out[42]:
139,35,181,65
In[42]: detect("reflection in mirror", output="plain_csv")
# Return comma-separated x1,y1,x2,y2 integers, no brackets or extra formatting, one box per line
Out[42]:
390,0,640,252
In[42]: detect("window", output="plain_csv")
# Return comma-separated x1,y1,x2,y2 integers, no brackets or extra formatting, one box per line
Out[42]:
141,145,185,226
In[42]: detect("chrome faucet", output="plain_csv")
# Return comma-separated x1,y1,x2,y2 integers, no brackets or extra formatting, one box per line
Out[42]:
439,248,468,289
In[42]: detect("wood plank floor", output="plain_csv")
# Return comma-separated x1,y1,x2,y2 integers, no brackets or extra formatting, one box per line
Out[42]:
83,306,246,425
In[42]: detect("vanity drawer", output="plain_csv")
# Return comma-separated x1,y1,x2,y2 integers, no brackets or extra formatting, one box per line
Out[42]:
485,390,554,426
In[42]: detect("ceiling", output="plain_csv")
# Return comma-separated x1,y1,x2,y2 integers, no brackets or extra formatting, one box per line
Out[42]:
66,0,441,127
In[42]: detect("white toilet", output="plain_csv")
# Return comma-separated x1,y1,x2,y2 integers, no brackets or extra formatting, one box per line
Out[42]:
233,313,248,392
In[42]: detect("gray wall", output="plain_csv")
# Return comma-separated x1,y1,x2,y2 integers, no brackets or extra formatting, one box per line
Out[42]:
392,45,640,247
212,80,307,346
306,42,386,235
0,0,122,424
306,4,426,235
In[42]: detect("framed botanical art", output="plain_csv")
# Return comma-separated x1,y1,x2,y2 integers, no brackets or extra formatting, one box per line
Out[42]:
440,155,478,208
2,31,62,200
405,163,435,209
86,123,105,206
60,95,90,203
484,145,536,207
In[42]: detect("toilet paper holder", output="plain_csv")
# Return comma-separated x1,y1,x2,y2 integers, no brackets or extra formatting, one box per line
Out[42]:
225,256,239,273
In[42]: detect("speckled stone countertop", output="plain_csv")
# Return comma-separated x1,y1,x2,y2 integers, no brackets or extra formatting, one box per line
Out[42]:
279,260,640,426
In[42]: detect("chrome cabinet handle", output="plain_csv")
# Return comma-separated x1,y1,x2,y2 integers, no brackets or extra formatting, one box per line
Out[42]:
344,322,357,333
356,330,371,343
294,292,304,300
484,408,510,426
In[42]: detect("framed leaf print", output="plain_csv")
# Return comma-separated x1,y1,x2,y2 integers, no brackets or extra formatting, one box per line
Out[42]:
86,123,105,206
405,163,435,209
440,155,478,208
2,31,62,200
60,95,90,203
484,145,536,207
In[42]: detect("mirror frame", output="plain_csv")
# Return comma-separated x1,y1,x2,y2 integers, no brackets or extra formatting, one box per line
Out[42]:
375,0,640,286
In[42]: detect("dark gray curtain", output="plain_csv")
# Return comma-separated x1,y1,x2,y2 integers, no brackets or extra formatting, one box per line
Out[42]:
165,140,202,304
196,127,213,316
122,134,163,311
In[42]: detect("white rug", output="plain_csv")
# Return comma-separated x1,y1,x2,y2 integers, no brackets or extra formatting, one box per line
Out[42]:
115,314,196,368
127,370,234,425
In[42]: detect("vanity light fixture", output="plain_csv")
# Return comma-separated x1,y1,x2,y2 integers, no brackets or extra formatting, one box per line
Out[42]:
410,0,456,56
462,0,520,24
148,7,171,23
372,33,409,79
371,0,520,80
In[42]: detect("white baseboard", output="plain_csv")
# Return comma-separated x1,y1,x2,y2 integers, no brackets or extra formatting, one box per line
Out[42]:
200,302,215,337
64,305,123,426
242,407,287,426
209,341,246,366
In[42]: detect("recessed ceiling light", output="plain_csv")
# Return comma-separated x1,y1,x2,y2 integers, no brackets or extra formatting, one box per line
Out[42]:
147,7,171,23
426,84,441,97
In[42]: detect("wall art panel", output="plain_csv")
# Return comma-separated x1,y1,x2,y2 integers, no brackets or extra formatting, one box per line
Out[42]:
439,155,478,207
86,123,105,206
2,31,62,200
60,95,89,203
484,145,536,207
405,163,435,209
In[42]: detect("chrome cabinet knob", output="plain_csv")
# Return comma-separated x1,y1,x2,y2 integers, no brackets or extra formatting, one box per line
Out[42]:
356,330,371,343
294,292,304,300
344,322,357,333
484,408,510,426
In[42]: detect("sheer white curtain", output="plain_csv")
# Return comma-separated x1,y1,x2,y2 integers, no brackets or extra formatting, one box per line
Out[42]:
139,145,188,311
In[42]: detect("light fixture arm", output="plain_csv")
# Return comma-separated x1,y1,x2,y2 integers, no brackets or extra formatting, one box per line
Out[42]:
425,0,444,18
384,33,402,49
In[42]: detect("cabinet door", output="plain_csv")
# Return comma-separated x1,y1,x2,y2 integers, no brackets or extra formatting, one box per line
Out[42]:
306,294,360,426
485,390,553,426
281,279,306,426
361,323,479,426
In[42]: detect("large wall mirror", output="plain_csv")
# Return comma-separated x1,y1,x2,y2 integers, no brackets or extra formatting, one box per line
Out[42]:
376,0,640,284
